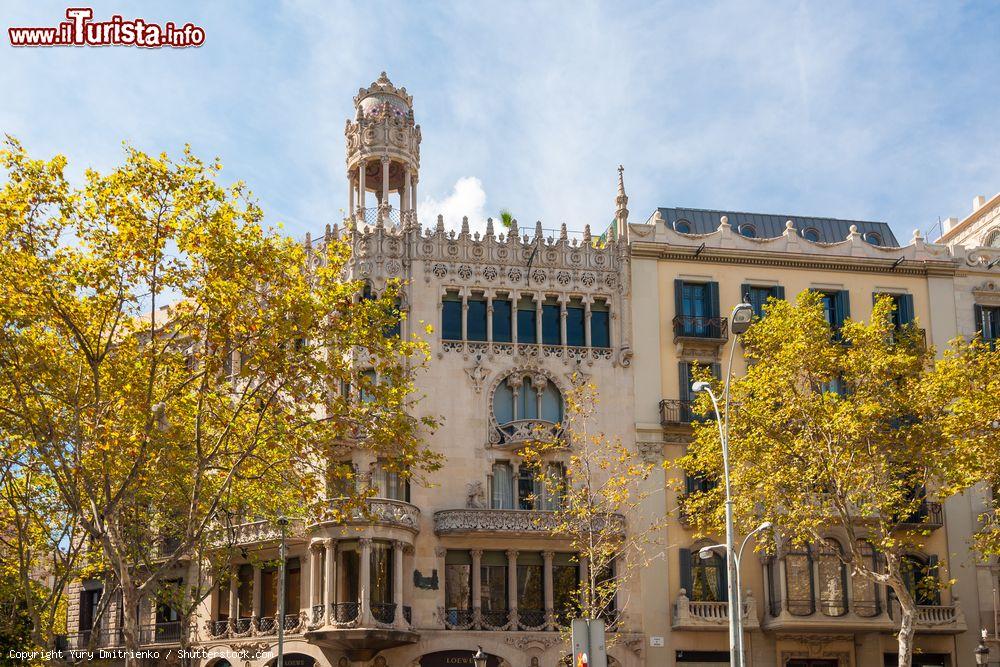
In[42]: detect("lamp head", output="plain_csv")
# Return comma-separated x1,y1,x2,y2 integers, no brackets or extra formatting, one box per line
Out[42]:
691,381,711,394
731,302,755,334
757,521,773,532
473,646,488,667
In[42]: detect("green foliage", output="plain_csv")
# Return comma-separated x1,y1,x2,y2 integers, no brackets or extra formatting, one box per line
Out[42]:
0,137,441,650
677,292,999,666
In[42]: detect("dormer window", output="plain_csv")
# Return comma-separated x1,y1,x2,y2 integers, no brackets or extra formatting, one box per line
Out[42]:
739,224,757,238
674,219,692,234
802,227,821,242
863,231,883,246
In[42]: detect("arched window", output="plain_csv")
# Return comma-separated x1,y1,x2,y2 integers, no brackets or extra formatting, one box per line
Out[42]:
852,540,881,617
802,227,821,242
816,539,847,616
689,548,725,602
739,224,757,238
985,227,1000,248
674,219,692,234
863,231,883,246
785,544,815,615
493,374,563,425
900,554,939,606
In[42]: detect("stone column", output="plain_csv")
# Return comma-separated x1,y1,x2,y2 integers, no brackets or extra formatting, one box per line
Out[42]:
511,292,519,345
507,549,519,629
309,542,322,610
584,300,592,348
543,551,555,629
560,299,568,346
471,549,483,629
228,572,238,624
411,176,418,212
251,565,262,619
323,539,336,624
486,294,494,343
380,156,390,213
348,174,355,217
392,540,405,627
535,296,543,346
461,293,469,341
402,167,411,212
359,538,373,625
435,547,447,628
357,161,366,215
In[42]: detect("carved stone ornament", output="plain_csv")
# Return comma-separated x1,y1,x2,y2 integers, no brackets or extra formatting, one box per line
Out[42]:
637,441,663,463
504,634,563,651
465,363,490,393
466,480,487,508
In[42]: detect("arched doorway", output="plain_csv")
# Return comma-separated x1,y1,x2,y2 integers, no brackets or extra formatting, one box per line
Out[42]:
419,650,502,667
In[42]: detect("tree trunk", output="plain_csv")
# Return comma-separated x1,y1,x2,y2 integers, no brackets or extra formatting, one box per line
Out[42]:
887,558,917,667
120,580,142,667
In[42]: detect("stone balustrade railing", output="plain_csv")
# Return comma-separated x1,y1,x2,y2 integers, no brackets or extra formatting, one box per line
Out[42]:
433,508,625,537
673,588,759,630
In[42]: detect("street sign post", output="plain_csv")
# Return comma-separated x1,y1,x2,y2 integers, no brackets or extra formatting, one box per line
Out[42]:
571,618,606,667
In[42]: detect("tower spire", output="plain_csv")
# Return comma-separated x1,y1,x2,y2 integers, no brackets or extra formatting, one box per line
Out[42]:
615,165,629,240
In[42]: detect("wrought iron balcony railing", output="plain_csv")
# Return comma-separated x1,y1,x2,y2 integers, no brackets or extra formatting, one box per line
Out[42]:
672,315,729,342
659,399,699,426
897,500,944,529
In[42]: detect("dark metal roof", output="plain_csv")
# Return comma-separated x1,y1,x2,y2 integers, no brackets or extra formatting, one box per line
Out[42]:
647,207,899,247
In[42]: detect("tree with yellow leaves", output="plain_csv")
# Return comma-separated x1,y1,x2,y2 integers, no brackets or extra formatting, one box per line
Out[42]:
678,292,998,667
0,138,440,657
521,381,664,639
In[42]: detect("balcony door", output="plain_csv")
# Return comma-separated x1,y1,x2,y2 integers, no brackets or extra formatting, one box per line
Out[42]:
682,282,708,335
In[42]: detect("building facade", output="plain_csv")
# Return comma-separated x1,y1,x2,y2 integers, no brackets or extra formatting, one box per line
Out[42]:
61,75,998,667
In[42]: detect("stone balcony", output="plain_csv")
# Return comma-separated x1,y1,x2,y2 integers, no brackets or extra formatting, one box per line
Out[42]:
490,418,563,450
433,508,625,538
672,589,760,631
763,598,966,634
317,497,421,534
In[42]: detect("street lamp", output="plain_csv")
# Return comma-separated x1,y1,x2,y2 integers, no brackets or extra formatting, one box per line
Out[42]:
976,629,990,666
472,646,488,667
691,300,755,667
276,516,290,667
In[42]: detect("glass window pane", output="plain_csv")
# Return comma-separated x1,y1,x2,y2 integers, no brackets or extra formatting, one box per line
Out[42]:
442,292,462,340
541,382,562,422
691,554,723,602
542,301,561,345
370,542,393,605
566,300,585,347
491,463,513,509
519,378,538,420
817,540,846,616
517,560,544,612
591,300,610,348
785,550,814,615
493,383,514,425
517,298,536,344
468,297,487,341
493,298,512,342
445,562,472,610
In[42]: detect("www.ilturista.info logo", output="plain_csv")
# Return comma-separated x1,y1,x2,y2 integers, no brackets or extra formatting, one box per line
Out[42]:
8,8,205,48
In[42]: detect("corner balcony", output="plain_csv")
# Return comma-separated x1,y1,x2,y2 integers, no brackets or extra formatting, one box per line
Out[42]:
433,508,625,537
317,497,421,534
489,419,563,450
672,589,760,631
303,600,418,662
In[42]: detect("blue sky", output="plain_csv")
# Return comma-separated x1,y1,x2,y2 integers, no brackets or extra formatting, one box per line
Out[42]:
3,1,999,243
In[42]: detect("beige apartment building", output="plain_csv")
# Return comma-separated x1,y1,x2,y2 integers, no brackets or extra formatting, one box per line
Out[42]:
61,75,997,667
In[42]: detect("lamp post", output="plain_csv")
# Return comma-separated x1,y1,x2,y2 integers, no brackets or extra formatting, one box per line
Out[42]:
699,521,772,664
472,645,488,667
276,516,289,667
976,629,991,666
691,301,755,667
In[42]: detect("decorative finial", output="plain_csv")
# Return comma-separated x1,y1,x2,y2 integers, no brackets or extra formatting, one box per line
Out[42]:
436,214,445,233
720,215,730,227
560,223,568,240
486,218,494,237
615,165,629,222
304,232,312,249
461,216,470,235
786,219,795,230
535,220,543,239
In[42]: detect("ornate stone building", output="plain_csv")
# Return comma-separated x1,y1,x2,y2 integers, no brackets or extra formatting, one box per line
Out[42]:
61,74,998,667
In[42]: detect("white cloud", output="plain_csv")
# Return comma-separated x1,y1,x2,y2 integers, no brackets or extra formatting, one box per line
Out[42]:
418,176,489,235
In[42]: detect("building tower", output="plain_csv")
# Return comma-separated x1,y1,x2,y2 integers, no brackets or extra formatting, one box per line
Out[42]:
344,72,421,226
